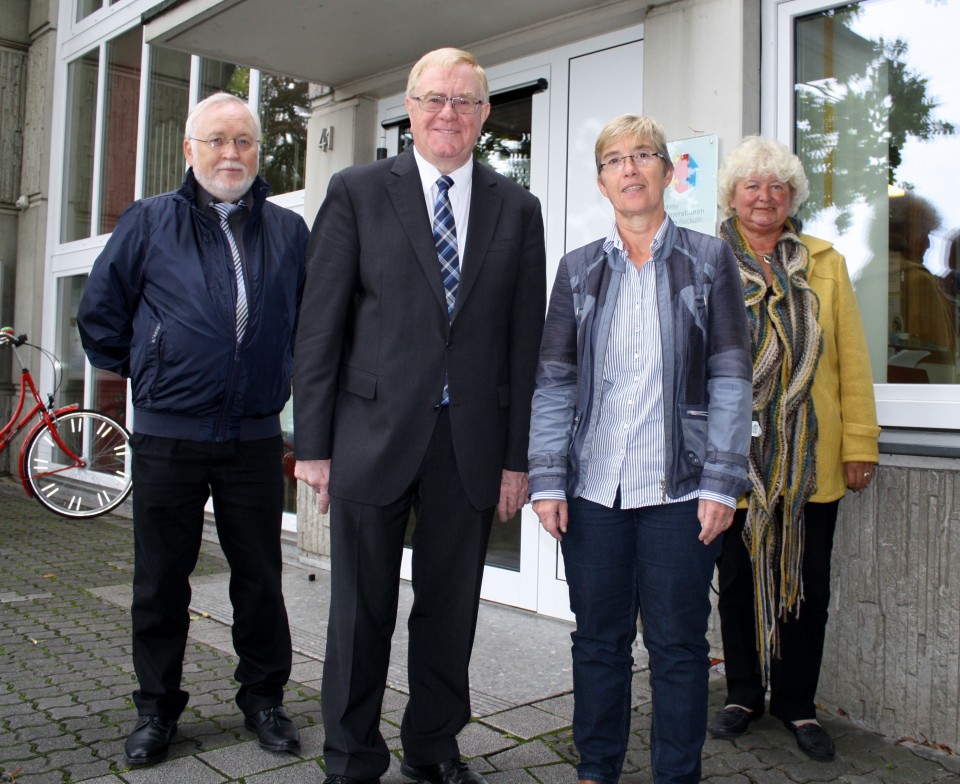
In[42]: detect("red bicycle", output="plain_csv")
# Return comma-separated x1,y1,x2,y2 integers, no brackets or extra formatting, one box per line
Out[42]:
0,327,132,518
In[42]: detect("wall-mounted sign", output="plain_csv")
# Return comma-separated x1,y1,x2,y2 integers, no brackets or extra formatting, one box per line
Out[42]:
664,134,718,236
318,126,334,152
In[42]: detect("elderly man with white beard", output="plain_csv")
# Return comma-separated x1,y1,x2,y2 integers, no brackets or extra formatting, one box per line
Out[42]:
77,92,309,767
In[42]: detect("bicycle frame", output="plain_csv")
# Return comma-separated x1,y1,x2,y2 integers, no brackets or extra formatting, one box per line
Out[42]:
0,366,81,497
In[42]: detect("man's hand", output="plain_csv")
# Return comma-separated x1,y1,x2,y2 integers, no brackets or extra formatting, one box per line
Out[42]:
532,498,568,542
497,470,529,522
294,459,332,514
698,498,734,545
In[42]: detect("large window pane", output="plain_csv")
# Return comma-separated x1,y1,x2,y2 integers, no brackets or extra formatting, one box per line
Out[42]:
62,49,99,243
200,59,249,100
144,47,190,197
260,73,310,194
795,0,959,386
99,26,143,234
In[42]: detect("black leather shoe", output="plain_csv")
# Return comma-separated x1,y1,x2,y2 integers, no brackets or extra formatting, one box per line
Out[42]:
323,777,380,784
124,715,177,766
244,705,300,752
401,758,489,784
708,706,761,739
784,720,835,760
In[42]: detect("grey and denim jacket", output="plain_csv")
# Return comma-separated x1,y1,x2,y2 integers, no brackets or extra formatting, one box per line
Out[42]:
528,217,753,503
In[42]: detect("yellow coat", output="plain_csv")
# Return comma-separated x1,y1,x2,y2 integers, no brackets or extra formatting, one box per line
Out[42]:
801,234,880,503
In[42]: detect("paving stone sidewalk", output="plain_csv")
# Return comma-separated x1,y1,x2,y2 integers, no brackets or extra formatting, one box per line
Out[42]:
2,479,958,783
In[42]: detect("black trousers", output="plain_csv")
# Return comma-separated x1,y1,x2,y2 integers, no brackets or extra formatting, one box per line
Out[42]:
129,433,292,719
322,409,494,781
716,500,839,722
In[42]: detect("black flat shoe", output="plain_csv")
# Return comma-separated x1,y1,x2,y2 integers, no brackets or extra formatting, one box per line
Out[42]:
244,705,300,752
708,706,761,738
784,720,836,760
124,715,177,766
401,758,488,784
322,776,380,784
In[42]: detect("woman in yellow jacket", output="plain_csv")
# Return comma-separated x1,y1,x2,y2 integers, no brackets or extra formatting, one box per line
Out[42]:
708,137,880,761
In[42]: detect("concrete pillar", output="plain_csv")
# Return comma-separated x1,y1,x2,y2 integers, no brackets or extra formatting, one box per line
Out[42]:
643,0,760,160
15,0,56,362
302,90,378,226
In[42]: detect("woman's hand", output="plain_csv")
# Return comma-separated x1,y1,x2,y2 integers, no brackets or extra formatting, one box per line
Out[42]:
533,499,569,541
845,461,876,493
698,498,734,545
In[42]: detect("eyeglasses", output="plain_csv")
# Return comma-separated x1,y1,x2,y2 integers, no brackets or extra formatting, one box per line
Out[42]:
410,95,485,115
600,151,666,171
189,137,259,151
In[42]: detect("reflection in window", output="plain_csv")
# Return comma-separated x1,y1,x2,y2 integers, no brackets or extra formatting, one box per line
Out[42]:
56,275,88,408
100,26,143,234
200,59,249,100
144,47,190,198
77,0,103,22
795,0,959,385
477,93,532,189
260,73,310,194
62,49,99,242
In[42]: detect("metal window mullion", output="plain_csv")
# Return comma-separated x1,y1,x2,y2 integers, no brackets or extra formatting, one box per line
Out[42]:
185,54,201,175
249,68,261,113
133,41,151,201
89,39,108,237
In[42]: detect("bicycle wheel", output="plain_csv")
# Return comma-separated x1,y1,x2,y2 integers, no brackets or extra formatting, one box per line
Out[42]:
23,409,132,519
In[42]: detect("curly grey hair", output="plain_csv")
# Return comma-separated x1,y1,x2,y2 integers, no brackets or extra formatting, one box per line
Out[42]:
717,136,809,218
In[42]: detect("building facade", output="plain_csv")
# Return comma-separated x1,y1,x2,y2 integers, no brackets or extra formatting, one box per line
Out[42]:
3,0,959,752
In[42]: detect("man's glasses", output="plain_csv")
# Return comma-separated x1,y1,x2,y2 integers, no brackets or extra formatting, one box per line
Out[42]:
410,95,485,115
600,151,666,171
189,137,259,151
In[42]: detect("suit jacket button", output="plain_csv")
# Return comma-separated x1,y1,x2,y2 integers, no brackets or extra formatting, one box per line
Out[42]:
446,340,454,348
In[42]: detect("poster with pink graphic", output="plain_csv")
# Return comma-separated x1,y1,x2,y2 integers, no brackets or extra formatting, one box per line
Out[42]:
665,134,718,236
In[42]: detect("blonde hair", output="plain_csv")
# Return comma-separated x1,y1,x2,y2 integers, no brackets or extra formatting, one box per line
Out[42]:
718,136,809,217
406,48,489,102
594,115,672,175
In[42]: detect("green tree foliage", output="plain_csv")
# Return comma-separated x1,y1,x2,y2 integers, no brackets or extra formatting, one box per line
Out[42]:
260,74,310,194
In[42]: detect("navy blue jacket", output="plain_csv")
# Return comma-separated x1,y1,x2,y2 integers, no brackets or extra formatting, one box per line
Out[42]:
77,169,308,442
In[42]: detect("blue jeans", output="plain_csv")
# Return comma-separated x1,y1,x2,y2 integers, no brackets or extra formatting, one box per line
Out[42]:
562,496,719,784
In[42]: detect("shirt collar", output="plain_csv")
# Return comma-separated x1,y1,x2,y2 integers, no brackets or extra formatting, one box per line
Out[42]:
603,216,670,261
412,146,474,194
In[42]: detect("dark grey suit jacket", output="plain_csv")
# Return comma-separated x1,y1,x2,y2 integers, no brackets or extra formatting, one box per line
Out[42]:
294,148,546,510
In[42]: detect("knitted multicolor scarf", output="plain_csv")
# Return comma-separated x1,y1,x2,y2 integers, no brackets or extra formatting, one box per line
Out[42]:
720,216,823,684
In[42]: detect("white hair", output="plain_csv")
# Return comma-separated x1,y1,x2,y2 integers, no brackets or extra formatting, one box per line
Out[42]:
184,92,261,140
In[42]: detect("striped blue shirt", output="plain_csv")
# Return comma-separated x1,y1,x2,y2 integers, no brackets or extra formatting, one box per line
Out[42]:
579,221,698,509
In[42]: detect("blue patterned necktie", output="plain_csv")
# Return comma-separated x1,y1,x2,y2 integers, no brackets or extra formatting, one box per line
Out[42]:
433,176,459,405
212,201,248,343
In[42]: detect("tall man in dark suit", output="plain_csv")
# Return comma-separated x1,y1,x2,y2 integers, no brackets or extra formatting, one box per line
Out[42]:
294,47,546,784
